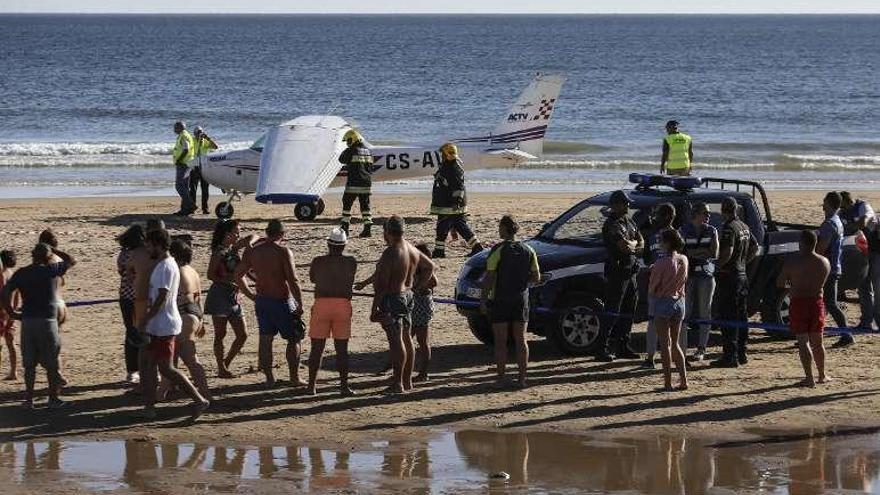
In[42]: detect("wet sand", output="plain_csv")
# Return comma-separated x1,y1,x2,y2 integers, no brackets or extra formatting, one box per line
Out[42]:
0,191,879,455
2,427,880,494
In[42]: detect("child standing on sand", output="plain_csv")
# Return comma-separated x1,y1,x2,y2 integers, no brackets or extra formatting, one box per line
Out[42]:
648,230,689,391
0,250,19,381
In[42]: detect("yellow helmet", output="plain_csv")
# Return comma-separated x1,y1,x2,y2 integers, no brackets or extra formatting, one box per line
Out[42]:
439,142,458,160
343,129,363,146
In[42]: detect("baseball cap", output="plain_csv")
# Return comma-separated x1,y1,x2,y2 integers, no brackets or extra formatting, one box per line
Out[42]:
721,197,738,213
609,190,631,205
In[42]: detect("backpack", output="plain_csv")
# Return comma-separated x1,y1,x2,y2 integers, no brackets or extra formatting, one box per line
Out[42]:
492,241,533,300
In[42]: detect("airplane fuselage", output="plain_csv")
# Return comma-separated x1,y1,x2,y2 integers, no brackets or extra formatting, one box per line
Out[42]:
200,142,527,195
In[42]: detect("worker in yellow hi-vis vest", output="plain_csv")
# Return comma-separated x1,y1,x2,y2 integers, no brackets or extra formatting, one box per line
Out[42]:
172,120,196,216
660,120,693,176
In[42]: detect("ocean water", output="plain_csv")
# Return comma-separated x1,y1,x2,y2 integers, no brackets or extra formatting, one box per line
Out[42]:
1,14,879,196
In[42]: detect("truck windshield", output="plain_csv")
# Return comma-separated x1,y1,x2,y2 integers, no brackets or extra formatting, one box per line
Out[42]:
541,203,607,244
249,133,267,152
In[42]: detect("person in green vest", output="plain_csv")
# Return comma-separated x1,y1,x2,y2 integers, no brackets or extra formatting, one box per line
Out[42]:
660,120,693,176
172,121,196,216
190,126,218,215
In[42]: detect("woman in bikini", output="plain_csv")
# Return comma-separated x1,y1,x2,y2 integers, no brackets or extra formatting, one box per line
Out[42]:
204,220,256,378
161,240,210,400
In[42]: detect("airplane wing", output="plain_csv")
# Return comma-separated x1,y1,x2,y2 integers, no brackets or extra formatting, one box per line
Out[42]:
485,148,537,163
255,116,352,205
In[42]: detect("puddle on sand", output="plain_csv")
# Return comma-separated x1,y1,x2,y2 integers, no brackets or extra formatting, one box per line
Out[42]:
2,428,880,494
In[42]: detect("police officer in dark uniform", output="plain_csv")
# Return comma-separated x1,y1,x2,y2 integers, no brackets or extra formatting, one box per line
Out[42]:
430,142,484,258
597,190,644,362
711,197,759,368
338,129,374,238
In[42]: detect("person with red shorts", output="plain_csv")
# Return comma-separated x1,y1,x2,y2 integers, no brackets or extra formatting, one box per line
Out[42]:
1,250,20,381
137,228,209,420
306,227,357,397
777,230,831,387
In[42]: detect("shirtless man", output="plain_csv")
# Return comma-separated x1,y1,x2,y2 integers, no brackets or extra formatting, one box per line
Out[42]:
235,219,305,389
126,219,164,390
777,230,831,387
307,227,357,396
356,216,434,394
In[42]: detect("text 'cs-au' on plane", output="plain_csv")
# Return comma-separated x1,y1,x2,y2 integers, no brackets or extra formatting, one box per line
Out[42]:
198,74,565,221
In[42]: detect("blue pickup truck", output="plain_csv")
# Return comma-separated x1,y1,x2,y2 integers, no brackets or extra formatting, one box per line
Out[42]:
455,175,869,355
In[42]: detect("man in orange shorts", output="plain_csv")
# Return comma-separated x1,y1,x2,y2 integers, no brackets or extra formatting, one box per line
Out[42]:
777,230,831,387
307,227,357,396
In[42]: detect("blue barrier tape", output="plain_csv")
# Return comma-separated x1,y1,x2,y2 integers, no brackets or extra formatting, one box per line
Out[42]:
431,297,879,337
65,294,879,337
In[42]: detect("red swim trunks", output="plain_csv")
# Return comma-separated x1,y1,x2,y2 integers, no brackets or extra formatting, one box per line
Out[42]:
146,335,176,362
789,297,825,335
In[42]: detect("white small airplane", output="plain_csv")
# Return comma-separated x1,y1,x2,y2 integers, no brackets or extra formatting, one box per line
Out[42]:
199,74,565,220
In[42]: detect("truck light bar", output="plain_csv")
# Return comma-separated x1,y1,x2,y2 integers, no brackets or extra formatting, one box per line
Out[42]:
629,173,702,191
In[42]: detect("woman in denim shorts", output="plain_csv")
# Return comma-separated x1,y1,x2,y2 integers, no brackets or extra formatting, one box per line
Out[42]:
649,229,690,391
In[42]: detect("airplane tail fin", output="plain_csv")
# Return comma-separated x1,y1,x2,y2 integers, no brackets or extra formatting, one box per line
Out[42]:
456,74,565,158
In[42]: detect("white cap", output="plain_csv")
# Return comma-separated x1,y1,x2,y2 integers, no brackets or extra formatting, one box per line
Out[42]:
327,227,347,246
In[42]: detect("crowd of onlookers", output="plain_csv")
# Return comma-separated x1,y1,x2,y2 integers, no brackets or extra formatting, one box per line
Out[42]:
0,189,877,414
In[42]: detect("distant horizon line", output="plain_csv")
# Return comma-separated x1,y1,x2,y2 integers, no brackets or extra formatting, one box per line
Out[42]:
2,11,879,15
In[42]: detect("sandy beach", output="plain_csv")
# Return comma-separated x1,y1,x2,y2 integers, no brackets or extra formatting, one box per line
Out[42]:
0,190,879,452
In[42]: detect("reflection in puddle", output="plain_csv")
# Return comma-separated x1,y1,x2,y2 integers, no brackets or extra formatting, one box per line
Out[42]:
1,429,880,493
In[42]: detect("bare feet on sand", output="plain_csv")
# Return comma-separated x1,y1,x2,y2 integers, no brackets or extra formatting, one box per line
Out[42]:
3,373,17,381
289,378,307,388
413,374,429,383
818,375,832,384
340,386,356,397
217,369,235,379
305,386,317,396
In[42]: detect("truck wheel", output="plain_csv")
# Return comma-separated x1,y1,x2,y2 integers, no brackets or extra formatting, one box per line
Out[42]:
467,315,493,345
215,202,234,219
294,202,318,221
316,198,326,215
761,287,792,339
549,295,603,356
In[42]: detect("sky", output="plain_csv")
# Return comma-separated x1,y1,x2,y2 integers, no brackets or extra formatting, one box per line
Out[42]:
3,0,880,14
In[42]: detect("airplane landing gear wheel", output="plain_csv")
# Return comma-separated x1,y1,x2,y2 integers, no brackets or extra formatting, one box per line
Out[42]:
215,202,234,219
294,202,318,221
316,198,325,215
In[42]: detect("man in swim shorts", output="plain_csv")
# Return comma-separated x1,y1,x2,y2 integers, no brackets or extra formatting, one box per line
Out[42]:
777,230,831,388
357,216,434,394
137,229,209,419
235,219,305,389
306,227,357,396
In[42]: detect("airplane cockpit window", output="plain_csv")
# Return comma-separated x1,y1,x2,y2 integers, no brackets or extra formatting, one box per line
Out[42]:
250,133,267,152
